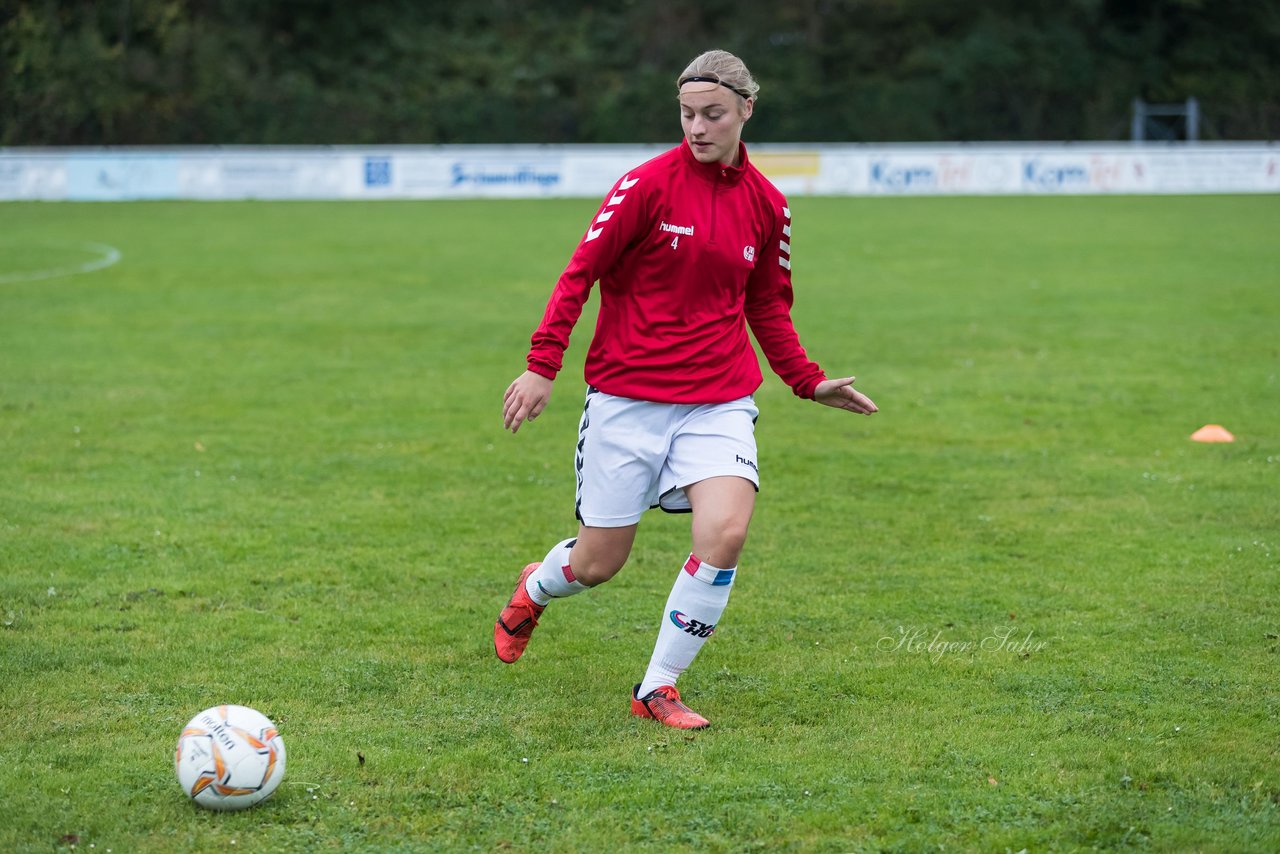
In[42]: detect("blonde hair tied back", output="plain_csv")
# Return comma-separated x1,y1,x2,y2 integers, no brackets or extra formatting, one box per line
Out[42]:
677,49,760,102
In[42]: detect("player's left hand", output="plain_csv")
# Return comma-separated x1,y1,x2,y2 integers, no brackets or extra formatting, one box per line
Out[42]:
814,376,878,415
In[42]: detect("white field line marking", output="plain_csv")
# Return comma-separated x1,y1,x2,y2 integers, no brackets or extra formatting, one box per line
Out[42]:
0,242,123,284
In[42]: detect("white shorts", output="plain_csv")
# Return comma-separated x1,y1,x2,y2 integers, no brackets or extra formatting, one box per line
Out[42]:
574,388,760,527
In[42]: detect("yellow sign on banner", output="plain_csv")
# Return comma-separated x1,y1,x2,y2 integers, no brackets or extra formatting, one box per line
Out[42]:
752,152,822,179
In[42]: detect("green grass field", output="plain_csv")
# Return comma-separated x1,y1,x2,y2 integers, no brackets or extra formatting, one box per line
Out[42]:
1,193,1277,852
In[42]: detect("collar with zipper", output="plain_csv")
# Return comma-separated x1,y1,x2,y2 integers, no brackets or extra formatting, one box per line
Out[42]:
679,139,750,186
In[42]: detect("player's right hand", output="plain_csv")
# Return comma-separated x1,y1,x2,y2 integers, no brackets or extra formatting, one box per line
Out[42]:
503,370,554,434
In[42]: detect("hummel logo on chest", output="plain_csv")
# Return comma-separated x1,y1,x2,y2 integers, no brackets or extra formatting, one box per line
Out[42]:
659,221,695,236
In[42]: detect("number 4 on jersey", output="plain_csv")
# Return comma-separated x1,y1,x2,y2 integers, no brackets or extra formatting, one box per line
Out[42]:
670,236,679,250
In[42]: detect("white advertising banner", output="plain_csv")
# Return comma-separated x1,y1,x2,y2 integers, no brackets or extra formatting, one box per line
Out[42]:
0,153,68,200
0,143,1275,201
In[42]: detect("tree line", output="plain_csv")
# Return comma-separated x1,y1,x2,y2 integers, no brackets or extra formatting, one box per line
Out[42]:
2,0,1276,146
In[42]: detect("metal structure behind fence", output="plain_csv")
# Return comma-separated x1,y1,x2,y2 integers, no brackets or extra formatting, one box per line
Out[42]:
1132,98,1200,142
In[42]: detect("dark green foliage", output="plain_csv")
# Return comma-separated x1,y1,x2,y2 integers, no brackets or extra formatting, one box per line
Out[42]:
2,0,1277,144
2,0,1280,145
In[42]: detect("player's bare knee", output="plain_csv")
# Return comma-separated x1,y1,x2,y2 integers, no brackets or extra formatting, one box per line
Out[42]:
572,557,626,587
569,544,631,585
567,526,635,586
696,519,750,568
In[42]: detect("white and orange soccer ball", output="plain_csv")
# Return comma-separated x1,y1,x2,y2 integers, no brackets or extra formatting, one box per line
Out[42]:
174,704,286,811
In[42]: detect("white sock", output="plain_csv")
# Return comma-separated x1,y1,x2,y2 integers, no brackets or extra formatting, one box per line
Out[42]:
524,538,589,606
637,554,735,696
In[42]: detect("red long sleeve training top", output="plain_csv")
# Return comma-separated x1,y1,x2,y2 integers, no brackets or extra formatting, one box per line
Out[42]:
526,142,827,404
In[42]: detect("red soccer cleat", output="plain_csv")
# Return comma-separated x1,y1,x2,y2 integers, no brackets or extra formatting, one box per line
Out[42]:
631,684,710,730
494,563,545,663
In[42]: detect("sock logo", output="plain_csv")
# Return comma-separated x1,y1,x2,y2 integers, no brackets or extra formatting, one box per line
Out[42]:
669,610,716,638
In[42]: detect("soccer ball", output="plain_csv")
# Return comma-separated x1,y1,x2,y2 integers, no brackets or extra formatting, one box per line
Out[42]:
174,704,286,811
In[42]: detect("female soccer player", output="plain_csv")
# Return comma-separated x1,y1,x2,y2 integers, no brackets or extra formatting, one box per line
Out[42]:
494,49,878,729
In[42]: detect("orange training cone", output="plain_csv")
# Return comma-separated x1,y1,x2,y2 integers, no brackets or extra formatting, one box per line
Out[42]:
1190,424,1235,443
